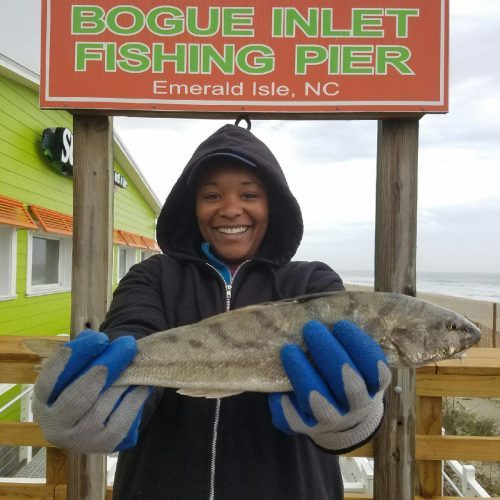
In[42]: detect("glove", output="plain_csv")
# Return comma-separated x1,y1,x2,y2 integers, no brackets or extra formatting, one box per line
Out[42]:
32,330,151,453
268,320,391,452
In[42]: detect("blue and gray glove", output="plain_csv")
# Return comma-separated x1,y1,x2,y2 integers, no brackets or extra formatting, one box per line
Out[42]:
32,330,151,453
269,320,391,452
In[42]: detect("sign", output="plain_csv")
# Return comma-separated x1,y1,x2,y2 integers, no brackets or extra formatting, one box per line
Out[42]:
40,0,448,115
41,128,128,188
42,127,74,175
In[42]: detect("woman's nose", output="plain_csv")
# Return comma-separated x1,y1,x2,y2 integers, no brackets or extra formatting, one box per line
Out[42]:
219,197,243,218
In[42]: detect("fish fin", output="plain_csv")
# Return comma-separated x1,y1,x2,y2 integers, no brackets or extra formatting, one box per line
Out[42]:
23,339,61,360
176,388,242,399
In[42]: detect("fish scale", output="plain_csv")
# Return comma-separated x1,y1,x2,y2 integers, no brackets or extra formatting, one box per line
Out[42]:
116,290,480,396
26,291,481,398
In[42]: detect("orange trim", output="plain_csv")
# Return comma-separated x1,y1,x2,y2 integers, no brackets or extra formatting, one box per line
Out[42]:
114,230,161,252
0,195,38,229
142,237,161,252
113,230,127,246
119,230,145,248
29,205,73,236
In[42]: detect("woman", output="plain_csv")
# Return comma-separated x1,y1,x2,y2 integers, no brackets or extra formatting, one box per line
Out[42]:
33,122,390,500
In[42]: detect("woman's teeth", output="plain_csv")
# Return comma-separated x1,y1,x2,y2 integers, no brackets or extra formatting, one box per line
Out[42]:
217,226,248,234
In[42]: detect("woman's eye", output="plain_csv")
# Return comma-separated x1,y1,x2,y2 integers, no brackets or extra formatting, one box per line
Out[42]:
242,192,257,199
203,193,220,200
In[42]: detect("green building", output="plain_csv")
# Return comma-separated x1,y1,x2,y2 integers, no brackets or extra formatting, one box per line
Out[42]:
0,52,162,476
0,52,162,338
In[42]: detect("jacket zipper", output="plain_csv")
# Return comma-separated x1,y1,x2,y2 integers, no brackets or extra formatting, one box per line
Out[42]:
206,261,249,500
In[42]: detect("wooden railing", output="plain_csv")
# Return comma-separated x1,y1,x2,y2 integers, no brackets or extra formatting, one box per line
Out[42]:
0,337,499,499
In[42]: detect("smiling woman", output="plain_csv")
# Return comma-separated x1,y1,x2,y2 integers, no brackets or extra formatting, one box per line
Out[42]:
194,163,269,264
33,121,394,500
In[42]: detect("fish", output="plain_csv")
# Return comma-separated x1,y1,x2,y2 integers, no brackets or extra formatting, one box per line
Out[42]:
25,291,480,398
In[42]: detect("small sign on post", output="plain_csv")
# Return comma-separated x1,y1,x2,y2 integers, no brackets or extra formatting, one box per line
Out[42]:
41,0,448,116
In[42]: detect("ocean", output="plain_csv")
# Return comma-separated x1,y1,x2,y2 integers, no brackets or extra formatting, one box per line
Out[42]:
338,270,500,303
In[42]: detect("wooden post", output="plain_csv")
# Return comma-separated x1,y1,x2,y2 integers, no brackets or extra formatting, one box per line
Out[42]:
70,115,114,500
416,396,443,497
373,119,419,500
46,447,68,486
493,303,497,348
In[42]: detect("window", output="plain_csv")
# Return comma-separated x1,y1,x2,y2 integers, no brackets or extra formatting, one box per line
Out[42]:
0,226,17,300
117,247,137,281
140,250,155,262
27,232,72,295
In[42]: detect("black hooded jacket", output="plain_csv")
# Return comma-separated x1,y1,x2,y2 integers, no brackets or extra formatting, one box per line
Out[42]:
101,124,347,500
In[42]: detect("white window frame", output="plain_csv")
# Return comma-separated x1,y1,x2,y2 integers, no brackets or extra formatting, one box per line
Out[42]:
0,225,17,301
117,245,138,281
26,231,72,296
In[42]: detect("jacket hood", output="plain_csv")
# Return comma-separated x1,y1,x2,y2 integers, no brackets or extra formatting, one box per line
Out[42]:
156,124,303,265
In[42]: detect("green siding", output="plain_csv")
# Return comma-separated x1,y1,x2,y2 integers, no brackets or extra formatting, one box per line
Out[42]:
0,73,157,337
114,161,157,237
0,386,22,422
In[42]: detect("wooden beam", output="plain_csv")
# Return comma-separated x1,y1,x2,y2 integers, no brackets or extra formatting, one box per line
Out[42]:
432,348,500,375
47,447,68,486
0,483,55,499
416,435,500,461
492,303,497,348
417,374,500,397
70,115,114,500
70,109,425,121
0,336,67,383
373,119,419,500
0,422,51,447
55,485,114,500
416,397,442,497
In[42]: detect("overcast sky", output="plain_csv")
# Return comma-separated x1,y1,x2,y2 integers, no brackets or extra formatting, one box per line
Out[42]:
1,1,499,273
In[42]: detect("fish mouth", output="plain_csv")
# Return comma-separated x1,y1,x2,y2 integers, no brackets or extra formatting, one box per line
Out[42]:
463,321,482,347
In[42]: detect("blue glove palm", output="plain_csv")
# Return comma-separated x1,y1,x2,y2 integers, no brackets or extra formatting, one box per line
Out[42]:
33,330,151,453
269,320,391,451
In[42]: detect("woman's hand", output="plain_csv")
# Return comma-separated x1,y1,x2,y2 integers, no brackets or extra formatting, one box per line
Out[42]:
33,330,151,453
269,320,392,452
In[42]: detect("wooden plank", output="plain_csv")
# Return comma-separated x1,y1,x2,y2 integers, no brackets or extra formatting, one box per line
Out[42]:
0,336,65,362
0,483,55,499
417,374,500,397
0,336,66,383
433,348,500,375
417,435,500,461
493,303,497,348
55,486,113,500
71,108,425,121
0,341,486,381
373,119,419,500
343,441,374,457
0,422,51,447
47,448,68,485
0,362,40,384
416,397,442,497
69,115,114,500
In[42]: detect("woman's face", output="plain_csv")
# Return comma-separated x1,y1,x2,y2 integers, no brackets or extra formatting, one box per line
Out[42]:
195,163,269,264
